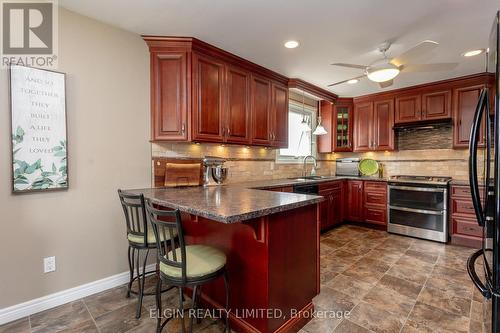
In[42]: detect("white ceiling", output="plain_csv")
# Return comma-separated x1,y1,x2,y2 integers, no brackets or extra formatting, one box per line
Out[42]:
60,0,499,97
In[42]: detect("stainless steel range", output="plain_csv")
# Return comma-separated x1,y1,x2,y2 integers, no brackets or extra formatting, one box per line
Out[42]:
387,175,452,243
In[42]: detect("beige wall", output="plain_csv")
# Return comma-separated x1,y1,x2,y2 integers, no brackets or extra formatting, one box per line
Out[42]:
0,8,150,308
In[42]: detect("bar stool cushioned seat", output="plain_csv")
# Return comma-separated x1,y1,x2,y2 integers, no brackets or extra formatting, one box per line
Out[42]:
160,245,226,279
127,229,176,244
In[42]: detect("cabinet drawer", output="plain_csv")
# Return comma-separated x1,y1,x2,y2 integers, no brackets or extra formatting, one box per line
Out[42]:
364,181,387,193
365,191,387,205
454,217,482,237
319,181,342,191
451,185,471,198
364,206,387,225
451,198,476,216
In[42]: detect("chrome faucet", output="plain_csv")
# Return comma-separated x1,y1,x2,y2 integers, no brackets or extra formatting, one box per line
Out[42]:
303,155,317,177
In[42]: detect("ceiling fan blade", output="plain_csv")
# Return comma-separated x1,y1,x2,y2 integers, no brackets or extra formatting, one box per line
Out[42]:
331,63,368,70
391,40,439,67
327,75,366,87
402,63,459,73
378,79,394,88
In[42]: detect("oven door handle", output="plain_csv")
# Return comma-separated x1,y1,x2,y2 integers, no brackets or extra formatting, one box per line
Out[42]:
389,205,444,215
388,185,446,193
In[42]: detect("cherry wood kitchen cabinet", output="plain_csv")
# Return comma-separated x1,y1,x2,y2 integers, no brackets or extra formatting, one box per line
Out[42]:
346,180,364,222
319,181,344,230
453,84,486,148
144,36,289,147
150,52,189,141
353,101,373,152
317,99,353,153
373,98,395,150
394,90,451,124
363,181,387,226
353,99,394,152
271,83,289,148
225,65,251,144
192,53,225,141
422,89,452,120
450,184,483,248
395,93,422,123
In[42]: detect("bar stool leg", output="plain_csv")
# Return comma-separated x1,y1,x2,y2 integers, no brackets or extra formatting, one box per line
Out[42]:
189,285,198,333
178,287,186,333
136,248,150,319
156,278,162,333
223,271,231,333
126,246,134,298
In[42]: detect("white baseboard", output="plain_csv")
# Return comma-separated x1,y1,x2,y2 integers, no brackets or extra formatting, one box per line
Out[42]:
0,263,156,325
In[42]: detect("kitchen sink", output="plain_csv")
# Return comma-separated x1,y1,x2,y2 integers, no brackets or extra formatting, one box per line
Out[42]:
288,175,332,181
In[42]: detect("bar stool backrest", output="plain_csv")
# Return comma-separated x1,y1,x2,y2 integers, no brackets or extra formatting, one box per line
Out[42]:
144,200,187,282
118,190,148,245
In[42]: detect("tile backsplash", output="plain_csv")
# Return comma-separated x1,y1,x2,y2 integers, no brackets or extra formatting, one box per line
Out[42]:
152,140,473,184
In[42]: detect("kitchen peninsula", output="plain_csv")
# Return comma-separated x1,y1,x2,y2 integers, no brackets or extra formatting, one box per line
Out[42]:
124,185,323,333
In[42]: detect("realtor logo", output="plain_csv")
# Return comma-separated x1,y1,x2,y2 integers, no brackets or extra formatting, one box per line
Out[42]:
1,0,58,68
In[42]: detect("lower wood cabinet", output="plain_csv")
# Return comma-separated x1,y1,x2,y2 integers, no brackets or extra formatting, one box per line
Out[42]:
450,184,483,247
346,180,364,222
363,181,387,226
319,181,344,230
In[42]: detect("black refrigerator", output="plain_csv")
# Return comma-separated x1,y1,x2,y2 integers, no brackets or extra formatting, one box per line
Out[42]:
468,10,500,333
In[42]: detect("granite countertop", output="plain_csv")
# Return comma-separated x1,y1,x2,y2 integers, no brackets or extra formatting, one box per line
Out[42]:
236,175,387,190
124,186,323,224
124,175,387,224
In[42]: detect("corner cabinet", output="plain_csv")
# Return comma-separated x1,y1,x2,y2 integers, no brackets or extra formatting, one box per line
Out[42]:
317,99,353,153
145,36,288,147
353,98,394,152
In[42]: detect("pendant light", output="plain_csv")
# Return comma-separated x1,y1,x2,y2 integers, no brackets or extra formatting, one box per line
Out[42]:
300,89,311,132
313,100,327,136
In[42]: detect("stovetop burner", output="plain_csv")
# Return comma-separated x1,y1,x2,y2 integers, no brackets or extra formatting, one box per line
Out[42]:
389,175,452,186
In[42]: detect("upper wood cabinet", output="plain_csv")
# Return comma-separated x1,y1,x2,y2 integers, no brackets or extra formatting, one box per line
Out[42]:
150,52,189,141
395,94,421,123
271,83,289,148
422,90,451,120
353,99,394,152
192,53,225,142
373,99,395,150
250,76,272,145
353,101,373,152
395,90,451,124
317,99,353,153
144,37,289,146
453,84,486,148
226,65,251,144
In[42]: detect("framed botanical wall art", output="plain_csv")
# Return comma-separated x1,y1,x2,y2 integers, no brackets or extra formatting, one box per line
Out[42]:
10,64,68,193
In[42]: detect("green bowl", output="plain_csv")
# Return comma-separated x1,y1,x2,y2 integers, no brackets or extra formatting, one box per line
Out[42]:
359,158,379,176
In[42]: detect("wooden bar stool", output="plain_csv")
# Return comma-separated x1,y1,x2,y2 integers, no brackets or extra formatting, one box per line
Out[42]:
118,190,174,319
145,200,230,333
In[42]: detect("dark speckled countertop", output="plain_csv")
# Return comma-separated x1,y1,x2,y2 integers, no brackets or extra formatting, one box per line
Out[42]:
124,186,323,223
124,176,386,224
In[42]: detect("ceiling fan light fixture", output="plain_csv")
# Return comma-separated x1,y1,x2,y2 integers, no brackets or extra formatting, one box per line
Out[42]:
462,49,485,57
347,79,359,84
366,63,400,83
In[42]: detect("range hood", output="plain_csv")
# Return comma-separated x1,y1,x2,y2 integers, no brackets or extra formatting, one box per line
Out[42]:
393,120,452,130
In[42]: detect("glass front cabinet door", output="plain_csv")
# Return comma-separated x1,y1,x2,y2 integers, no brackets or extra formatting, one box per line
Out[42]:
334,100,353,152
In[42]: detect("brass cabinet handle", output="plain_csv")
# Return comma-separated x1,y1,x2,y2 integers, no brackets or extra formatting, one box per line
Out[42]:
181,123,186,134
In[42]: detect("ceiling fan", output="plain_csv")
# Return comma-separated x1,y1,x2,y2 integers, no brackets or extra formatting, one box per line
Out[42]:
328,40,458,88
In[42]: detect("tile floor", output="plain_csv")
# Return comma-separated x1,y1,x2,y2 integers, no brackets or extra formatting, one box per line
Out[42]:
0,224,485,333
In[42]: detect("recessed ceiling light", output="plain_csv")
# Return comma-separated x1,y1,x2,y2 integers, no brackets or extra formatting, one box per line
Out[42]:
284,40,299,49
347,79,359,84
462,49,485,57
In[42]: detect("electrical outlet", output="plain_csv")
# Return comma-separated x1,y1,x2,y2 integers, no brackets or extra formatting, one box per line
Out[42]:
43,256,56,273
